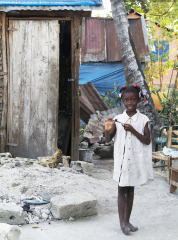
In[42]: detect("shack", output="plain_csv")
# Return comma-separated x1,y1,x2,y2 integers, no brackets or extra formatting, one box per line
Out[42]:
0,0,103,160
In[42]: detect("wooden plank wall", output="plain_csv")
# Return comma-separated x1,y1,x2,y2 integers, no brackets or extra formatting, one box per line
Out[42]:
0,12,8,152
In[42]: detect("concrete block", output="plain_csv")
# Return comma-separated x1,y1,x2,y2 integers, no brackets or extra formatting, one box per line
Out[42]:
50,192,97,219
0,203,26,225
0,223,21,240
71,161,94,176
0,153,12,158
62,156,70,167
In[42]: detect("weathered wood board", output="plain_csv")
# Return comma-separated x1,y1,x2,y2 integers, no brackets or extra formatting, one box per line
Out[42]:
7,20,59,158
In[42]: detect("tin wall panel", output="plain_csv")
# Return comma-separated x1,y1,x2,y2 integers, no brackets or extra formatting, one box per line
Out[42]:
105,18,121,62
129,18,147,62
82,17,149,62
84,18,106,62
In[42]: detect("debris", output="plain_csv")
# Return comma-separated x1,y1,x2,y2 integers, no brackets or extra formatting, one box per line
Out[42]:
39,148,63,168
50,192,97,219
71,161,94,176
62,156,70,167
0,223,21,240
69,217,75,221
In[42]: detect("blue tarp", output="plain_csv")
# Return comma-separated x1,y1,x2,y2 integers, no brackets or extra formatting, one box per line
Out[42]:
151,41,169,62
0,0,102,6
79,62,146,95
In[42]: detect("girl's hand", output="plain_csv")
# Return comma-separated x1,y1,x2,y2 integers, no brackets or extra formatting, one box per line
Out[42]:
105,118,115,132
122,123,134,132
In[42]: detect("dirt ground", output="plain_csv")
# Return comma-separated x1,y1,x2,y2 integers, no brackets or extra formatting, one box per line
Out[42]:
19,156,178,240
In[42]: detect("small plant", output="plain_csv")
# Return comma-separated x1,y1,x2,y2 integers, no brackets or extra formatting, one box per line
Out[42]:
151,88,178,125
101,82,122,109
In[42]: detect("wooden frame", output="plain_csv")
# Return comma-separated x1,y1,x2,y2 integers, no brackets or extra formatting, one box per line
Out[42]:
0,10,83,159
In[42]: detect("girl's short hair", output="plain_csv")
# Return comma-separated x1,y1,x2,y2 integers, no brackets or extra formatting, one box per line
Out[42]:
120,84,144,99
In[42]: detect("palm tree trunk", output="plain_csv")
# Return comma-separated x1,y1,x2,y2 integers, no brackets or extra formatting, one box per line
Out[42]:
110,0,162,136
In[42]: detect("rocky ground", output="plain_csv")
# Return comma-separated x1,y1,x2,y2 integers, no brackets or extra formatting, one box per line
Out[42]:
1,153,178,240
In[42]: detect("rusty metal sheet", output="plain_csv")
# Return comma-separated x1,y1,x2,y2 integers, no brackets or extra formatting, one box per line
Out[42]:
105,18,121,62
129,18,148,62
83,18,106,62
80,82,108,123
82,17,149,62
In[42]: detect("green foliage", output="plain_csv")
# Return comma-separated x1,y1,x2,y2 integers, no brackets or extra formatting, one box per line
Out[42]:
151,88,178,125
144,24,176,91
101,82,122,109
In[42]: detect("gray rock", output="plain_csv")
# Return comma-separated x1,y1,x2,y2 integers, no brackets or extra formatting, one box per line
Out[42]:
15,162,20,167
33,209,41,217
0,223,21,240
0,203,26,225
20,186,28,194
98,145,114,158
1,159,12,165
50,192,97,219
71,161,94,176
12,182,21,187
41,213,48,220
71,162,83,173
1,163,15,169
0,153,12,158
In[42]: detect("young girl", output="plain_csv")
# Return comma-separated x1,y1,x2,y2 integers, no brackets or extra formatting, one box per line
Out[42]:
105,84,153,235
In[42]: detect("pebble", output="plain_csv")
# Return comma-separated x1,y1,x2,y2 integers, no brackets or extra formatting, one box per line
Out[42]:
41,213,48,220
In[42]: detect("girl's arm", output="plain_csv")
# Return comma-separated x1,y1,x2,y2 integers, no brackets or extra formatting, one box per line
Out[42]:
123,122,151,145
105,118,116,143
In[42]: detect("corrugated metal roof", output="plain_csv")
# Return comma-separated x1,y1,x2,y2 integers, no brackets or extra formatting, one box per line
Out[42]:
81,17,150,62
0,0,102,5
80,82,108,123
0,0,103,11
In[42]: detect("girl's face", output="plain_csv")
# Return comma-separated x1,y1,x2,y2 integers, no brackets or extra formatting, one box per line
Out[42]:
122,92,140,113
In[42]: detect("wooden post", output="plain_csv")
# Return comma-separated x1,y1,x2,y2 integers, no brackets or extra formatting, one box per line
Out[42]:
0,12,8,152
71,12,81,161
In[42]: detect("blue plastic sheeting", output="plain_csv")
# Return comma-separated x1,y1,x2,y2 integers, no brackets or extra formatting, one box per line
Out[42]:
0,0,102,6
79,62,146,96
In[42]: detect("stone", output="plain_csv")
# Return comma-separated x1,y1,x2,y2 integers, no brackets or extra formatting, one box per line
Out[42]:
50,192,97,219
33,209,41,217
20,186,28,194
12,182,21,187
41,209,50,215
98,145,114,158
69,217,75,221
33,216,39,223
80,141,88,149
0,223,21,240
71,161,94,176
0,153,12,158
71,162,83,173
0,159,12,165
41,213,48,220
62,156,70,167
0,203,26,225
1,163,15,169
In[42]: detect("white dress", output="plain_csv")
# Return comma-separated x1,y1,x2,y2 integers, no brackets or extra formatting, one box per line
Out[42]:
113,110,154,186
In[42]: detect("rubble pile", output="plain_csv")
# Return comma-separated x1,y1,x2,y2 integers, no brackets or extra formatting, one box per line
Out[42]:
0,153,116,225
79,106,124,159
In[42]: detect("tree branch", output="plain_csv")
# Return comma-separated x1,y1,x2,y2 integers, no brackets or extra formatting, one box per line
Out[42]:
149,0,175,16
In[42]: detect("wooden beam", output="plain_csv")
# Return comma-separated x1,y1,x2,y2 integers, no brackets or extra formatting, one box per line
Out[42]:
9,17,72,21
71,12,81,161
0,12,8,152
7,10,75,18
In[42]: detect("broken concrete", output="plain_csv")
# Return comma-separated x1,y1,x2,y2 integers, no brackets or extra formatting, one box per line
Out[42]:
50,192,97,219
71,161,94,176
0,203,26,225
0,223,21,240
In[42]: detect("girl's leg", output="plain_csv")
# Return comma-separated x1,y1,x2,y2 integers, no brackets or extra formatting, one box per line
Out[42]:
118,186,130,235
125,186,138,232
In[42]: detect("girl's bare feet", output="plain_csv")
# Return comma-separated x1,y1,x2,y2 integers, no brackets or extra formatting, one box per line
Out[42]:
120,222,130,235
126,222,138,232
